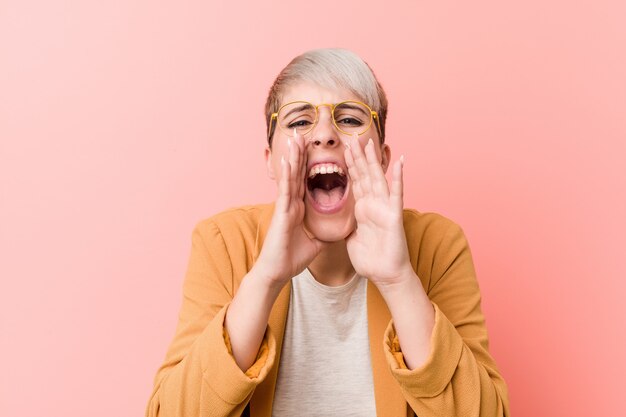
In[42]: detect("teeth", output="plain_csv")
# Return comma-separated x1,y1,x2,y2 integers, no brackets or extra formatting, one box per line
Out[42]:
308,163,345,178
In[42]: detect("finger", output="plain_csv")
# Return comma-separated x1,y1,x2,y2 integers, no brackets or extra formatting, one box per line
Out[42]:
344,145,364,200
288,130,306,199
344,140,358,180
294,130,307,199
390,155,404,206
288,136,298,173
349,134,372,194
277,156,291,211
288,137,300,198
364,138,389,197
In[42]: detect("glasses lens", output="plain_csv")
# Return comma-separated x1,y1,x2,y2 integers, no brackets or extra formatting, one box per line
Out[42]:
333,101,373,136
277,101,317,137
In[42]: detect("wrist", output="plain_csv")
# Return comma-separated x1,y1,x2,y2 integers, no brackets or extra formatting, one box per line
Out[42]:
248,263,287,296
375,266,421,298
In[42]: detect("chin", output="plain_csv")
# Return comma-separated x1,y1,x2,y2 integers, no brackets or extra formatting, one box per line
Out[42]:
304,209,355,242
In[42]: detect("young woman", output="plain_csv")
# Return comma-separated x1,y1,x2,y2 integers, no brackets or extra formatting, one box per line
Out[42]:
146,48,509,417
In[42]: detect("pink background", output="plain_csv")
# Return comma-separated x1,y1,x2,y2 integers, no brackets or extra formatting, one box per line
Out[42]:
1,1,625,416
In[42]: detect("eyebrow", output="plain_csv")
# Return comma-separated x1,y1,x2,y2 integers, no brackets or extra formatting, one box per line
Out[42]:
335,103,369,117
282,103,315,120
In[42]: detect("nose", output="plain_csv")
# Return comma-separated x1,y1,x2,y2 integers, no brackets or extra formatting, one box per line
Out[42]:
308,110,341,148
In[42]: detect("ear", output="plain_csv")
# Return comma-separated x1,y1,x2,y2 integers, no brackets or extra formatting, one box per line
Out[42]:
265,147,276,180
380,144,391,173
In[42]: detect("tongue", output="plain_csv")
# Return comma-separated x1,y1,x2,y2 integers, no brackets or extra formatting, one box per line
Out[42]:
311,187,344,207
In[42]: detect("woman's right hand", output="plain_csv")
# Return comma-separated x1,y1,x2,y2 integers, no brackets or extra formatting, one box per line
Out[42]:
225,133,325,372
252,132,326,290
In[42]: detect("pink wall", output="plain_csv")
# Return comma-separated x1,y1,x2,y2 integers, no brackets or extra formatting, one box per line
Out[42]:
1,1,624,416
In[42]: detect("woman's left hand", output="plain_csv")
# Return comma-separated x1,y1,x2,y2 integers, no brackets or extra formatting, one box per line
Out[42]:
344,135,415,289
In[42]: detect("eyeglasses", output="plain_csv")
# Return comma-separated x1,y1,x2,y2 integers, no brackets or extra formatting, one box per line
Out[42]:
268,100,381,140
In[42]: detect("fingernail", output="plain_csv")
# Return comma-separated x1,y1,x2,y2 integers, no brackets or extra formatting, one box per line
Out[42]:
367,138,373,146
287,138,291,147
281,156,285,164
293,128,298,138
400,155,405,165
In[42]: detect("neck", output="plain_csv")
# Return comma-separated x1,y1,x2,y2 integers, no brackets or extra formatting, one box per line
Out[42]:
308,240,355,287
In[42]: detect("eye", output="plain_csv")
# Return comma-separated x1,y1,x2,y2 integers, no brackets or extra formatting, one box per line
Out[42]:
335,116,364,127
287,119,313,129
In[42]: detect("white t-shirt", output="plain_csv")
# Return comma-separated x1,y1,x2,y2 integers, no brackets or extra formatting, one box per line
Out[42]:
271,269,377,417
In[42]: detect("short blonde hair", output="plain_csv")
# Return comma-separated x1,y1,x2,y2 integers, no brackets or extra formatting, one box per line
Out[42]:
265,48,388,146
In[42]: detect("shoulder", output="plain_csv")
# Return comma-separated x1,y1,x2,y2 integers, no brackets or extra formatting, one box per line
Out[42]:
196,204,271,231
402,208,462,239
187,204,273,275
402,208,470,273
192,203,272,246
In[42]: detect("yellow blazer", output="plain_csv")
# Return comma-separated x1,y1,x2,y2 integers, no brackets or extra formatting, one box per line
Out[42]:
146,204,509,417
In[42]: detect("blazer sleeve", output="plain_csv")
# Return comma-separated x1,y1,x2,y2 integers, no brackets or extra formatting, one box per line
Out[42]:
384,220,510,417
145,220,276,417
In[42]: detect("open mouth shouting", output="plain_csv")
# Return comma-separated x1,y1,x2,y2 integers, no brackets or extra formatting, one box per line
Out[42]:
305,160,350,214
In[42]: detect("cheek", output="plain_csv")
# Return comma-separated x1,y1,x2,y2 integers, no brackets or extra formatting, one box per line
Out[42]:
272,159,283,182
269,146,289,179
